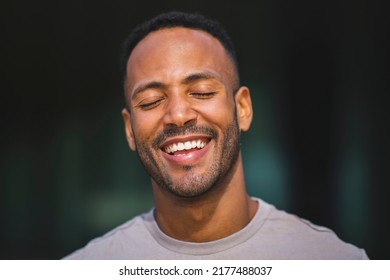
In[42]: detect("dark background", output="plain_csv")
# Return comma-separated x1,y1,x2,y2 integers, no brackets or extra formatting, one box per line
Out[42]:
1,0,389,259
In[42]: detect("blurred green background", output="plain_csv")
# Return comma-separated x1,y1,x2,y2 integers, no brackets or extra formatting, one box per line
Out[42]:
1,0,389,259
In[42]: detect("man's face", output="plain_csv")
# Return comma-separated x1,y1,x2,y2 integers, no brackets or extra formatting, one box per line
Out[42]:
122,27,251,198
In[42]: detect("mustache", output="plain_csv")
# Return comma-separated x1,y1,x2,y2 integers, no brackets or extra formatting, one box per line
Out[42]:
153,125,218,148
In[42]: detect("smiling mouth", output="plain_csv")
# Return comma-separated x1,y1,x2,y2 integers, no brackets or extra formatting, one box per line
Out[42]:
162,138,210,155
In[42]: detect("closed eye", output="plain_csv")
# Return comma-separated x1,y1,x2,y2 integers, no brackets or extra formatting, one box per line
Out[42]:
137,98,164,110
190,92,216,99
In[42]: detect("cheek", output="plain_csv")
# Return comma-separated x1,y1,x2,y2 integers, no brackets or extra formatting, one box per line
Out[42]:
197,98,236,126
131,114,160,144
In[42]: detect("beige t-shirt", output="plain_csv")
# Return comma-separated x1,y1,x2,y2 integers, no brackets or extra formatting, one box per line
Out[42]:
64,198,368,259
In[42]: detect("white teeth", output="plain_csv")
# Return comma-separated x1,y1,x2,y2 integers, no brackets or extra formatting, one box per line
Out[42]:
177,143,184,150
184,142,192,150
164,139,207,154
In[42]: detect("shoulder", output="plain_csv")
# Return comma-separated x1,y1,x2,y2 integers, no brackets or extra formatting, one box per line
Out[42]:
256,199,368,259
63,210,154,259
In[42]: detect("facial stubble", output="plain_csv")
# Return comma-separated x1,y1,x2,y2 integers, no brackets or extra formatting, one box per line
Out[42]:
133,117,241,198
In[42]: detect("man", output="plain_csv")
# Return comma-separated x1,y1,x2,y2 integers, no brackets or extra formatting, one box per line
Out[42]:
65,11,368,259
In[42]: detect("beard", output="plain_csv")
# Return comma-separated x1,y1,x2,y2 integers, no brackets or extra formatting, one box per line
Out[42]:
133,116,241,198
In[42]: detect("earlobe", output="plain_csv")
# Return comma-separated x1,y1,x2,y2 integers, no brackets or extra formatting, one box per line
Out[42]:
235,86,253,132
121,108,137,151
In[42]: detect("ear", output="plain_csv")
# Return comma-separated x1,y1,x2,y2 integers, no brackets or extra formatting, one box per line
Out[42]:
121,108,136,151
234,86,253,132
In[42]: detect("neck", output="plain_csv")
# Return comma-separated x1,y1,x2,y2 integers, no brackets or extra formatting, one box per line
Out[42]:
152,154,258,242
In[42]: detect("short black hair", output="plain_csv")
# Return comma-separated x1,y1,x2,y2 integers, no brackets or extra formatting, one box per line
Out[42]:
120,11,240,89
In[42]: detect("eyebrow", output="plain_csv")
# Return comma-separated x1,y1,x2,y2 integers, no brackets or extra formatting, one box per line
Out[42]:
182,72,219,84
132,81,166,101
131,71,220,100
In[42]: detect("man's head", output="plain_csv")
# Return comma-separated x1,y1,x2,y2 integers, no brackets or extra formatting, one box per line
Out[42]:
121,12,253,198
120,11,240,100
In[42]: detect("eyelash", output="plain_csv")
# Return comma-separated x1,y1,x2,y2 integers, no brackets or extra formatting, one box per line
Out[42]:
138,99,164,110
190,92,216,98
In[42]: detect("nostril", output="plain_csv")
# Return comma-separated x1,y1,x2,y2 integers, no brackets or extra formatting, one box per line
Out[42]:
183,118,197,127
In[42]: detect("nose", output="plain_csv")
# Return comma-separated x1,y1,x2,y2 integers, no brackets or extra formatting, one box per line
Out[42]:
162,93,198,127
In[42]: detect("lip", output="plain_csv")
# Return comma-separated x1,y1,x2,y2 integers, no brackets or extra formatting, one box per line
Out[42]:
160,135,213,166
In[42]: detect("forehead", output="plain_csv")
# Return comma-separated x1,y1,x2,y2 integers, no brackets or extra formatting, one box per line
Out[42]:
125,27,234,95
